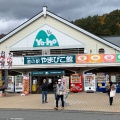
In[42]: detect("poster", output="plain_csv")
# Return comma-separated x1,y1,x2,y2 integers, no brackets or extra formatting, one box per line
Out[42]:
111,75,116,82
84,74,96,92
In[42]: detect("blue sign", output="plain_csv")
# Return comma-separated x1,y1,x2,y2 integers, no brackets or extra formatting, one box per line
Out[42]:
24,55,76,64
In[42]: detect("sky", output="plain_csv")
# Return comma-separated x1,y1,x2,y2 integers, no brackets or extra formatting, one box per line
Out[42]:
0,0,120,34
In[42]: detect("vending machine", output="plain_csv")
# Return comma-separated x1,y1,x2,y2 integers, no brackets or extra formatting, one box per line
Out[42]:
15,75,23,92
6,76,14,92
97,73,107,92
70,74,83,92
84,73,96,92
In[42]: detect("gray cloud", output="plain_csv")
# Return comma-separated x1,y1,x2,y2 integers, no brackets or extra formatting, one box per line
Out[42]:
0,0,120,34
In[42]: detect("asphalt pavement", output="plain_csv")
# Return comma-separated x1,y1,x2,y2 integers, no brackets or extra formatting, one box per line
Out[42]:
0,109,120,120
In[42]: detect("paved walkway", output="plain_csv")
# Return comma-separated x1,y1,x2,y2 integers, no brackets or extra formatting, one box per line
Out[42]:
0,92,120,113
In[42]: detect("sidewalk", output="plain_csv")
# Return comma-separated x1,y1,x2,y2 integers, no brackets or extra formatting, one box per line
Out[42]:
0,92,120,113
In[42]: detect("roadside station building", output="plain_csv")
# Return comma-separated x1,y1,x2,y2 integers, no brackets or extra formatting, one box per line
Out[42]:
0,7,120,93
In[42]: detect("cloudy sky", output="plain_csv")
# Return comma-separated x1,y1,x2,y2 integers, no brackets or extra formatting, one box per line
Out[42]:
0,0,120,34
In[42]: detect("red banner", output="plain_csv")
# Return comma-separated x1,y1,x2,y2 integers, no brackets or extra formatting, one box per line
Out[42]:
103,54,116,62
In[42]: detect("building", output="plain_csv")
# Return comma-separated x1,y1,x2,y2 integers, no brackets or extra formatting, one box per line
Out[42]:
0,7,120,93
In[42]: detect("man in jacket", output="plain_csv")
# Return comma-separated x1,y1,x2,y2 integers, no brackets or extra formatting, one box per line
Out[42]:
41,79,48,104
54,79,65,110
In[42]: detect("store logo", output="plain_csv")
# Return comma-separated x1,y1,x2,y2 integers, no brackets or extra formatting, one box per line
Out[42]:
78,56,87,60
91,55,100,60
104,55,114,60
118,55,120,59
33,30,59,47
45,71,49,75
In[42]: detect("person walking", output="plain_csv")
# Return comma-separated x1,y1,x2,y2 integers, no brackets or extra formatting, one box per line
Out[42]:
54,79,65,110
53,81,57,101
41,79,48,104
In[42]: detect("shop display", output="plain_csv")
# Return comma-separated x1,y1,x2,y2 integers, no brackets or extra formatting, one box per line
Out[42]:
70,74,83,92
84,73,96,92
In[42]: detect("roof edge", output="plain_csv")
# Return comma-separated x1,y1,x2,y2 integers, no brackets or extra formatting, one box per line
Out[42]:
0,10,120,51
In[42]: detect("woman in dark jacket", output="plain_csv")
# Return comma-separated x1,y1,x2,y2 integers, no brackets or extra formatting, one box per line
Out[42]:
41,79,48,104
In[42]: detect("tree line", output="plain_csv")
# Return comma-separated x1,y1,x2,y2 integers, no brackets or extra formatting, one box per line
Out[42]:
71,9,120,36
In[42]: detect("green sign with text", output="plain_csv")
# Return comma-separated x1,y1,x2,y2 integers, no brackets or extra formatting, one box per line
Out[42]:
31,70,64,75
116,54,120,62
24,55,75,64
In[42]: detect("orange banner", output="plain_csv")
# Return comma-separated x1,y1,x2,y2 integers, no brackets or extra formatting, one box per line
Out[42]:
23,77,29,95
76,54,88,63
103,54,116,62
89,54,103,63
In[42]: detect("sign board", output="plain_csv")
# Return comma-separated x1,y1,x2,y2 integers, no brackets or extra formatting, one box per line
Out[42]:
76,54,88,63
24,55,75,64
89,54,103,63
31,70,64,76
103,54,116,62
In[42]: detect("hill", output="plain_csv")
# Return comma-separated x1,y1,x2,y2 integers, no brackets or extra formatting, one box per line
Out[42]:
72,9,120,36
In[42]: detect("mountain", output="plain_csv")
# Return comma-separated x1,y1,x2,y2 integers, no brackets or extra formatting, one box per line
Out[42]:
72,9,120,36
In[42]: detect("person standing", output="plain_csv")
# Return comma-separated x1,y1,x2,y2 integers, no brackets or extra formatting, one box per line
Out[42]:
107,81,115,105
54,79,65,110
41,79,48,104
53,81,57,101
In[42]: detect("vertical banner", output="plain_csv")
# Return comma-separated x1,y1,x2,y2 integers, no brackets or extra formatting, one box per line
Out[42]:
23,77,29,95
0,70,2,88
103,54,116,62
62,76,69,94
7,52,13,69
0,51,5,68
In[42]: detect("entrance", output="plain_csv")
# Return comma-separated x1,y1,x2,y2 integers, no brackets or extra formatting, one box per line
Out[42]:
31,69,74,94
31,76,62,94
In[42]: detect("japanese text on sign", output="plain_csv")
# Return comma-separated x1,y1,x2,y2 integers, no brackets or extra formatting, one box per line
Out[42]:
24,55,75,64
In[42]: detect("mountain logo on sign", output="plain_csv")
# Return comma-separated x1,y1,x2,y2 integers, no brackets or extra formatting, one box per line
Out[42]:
33,30,59,47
